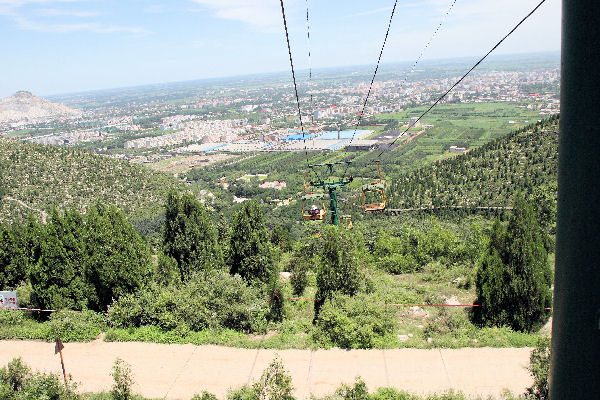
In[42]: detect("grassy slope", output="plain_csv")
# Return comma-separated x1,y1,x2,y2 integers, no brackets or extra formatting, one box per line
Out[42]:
0,138,182,224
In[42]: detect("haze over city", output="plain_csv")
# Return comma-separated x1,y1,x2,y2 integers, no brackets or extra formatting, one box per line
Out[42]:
0,0,560,97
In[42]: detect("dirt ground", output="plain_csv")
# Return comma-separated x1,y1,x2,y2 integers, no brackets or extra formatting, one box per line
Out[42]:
0,340,532,399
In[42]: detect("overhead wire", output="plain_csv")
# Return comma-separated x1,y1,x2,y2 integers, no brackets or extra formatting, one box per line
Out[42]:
378,0,548,157
348,0,398,145
399,0,458,90
279,0,309,164
306,0,314,124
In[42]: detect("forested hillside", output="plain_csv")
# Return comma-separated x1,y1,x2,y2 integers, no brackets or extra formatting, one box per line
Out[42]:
0,139,182,224
387,115,558,209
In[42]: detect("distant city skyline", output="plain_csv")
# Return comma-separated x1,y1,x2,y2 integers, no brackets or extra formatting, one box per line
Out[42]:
0,0,560,98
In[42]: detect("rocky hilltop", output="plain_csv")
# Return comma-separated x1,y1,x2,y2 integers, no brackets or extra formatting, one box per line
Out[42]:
0,90,81,122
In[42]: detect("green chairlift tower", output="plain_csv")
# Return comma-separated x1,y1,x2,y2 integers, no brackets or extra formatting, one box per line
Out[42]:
306,161,353,226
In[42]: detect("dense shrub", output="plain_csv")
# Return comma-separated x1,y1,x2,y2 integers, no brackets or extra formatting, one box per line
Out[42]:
109,271,264,333
371,219,485,276
314,378,470,400
472,193,553,332
48,310,107,342
0,309,25,326
313,293,396,349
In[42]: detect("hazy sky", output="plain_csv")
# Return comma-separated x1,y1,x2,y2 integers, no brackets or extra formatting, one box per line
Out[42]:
0,0,560,97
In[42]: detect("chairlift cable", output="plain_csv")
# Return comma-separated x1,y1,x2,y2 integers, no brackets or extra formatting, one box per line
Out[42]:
399,0,458,91
306,0,314,124
279,0,309,164
348,0,398,145
377,0,548,157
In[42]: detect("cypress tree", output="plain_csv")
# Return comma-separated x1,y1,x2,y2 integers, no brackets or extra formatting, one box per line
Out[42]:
228,200,274,285
84,203,152,311
314,226,363,319
472,192,553,332
29,209,89,311
163,190,223,282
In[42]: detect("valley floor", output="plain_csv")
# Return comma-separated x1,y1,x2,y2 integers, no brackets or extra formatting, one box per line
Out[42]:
0,339,532,399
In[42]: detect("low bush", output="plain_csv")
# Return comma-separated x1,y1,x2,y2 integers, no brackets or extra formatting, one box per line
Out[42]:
313,293,396,349
289,257,309,296
377,253,419,274
525,337,550,400
109,271,265,333
111,358,134,400
423,308,472,339
48,309,107,342
0,357,79,399
192,391,219,400
314,378,471,400
0,309,25,325
227,356,293,400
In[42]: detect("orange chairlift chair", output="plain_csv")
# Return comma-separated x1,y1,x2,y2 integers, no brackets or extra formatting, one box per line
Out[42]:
302,170,326,221
361,160,386,212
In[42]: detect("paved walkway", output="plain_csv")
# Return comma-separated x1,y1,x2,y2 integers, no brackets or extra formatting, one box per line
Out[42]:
0,340,532,399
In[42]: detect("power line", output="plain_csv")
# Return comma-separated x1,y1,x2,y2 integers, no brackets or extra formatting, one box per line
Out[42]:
378,0,548,157
349,0,398,145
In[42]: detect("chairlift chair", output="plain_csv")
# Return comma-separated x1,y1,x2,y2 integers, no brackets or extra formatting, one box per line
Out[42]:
302,193,326,220
361,160,386,212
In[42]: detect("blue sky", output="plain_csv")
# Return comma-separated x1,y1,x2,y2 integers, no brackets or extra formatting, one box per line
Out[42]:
0,0,560,97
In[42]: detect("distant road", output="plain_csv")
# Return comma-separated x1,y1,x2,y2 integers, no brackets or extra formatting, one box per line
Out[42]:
0,340,532,399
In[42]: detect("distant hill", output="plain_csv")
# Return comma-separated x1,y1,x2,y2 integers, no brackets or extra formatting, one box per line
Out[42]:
0,139,182,225
0,91,81,122
386,116,558,209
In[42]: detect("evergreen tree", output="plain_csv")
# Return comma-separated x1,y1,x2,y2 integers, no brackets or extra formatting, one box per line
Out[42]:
83,203,152,311
0,217,41,290
163,190,223,282
271,225,292,252
29,209,89,311
314,226,363,319
228,200,274,285
472,192,553,332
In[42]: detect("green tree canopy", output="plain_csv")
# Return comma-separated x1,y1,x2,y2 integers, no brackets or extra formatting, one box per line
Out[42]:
163,190,223,282
84,203,152,311
228,200,274,285
29,209,89,311
472,192,553,332
314,226,363,318
0,216,41,290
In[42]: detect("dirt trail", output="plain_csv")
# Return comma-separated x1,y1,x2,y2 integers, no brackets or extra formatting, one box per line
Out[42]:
0,340,532,399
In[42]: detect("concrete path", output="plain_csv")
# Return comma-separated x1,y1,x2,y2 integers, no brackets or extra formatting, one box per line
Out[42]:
0,340,532,399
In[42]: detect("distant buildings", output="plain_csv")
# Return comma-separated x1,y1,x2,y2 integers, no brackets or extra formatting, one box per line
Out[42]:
449,146,467,153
